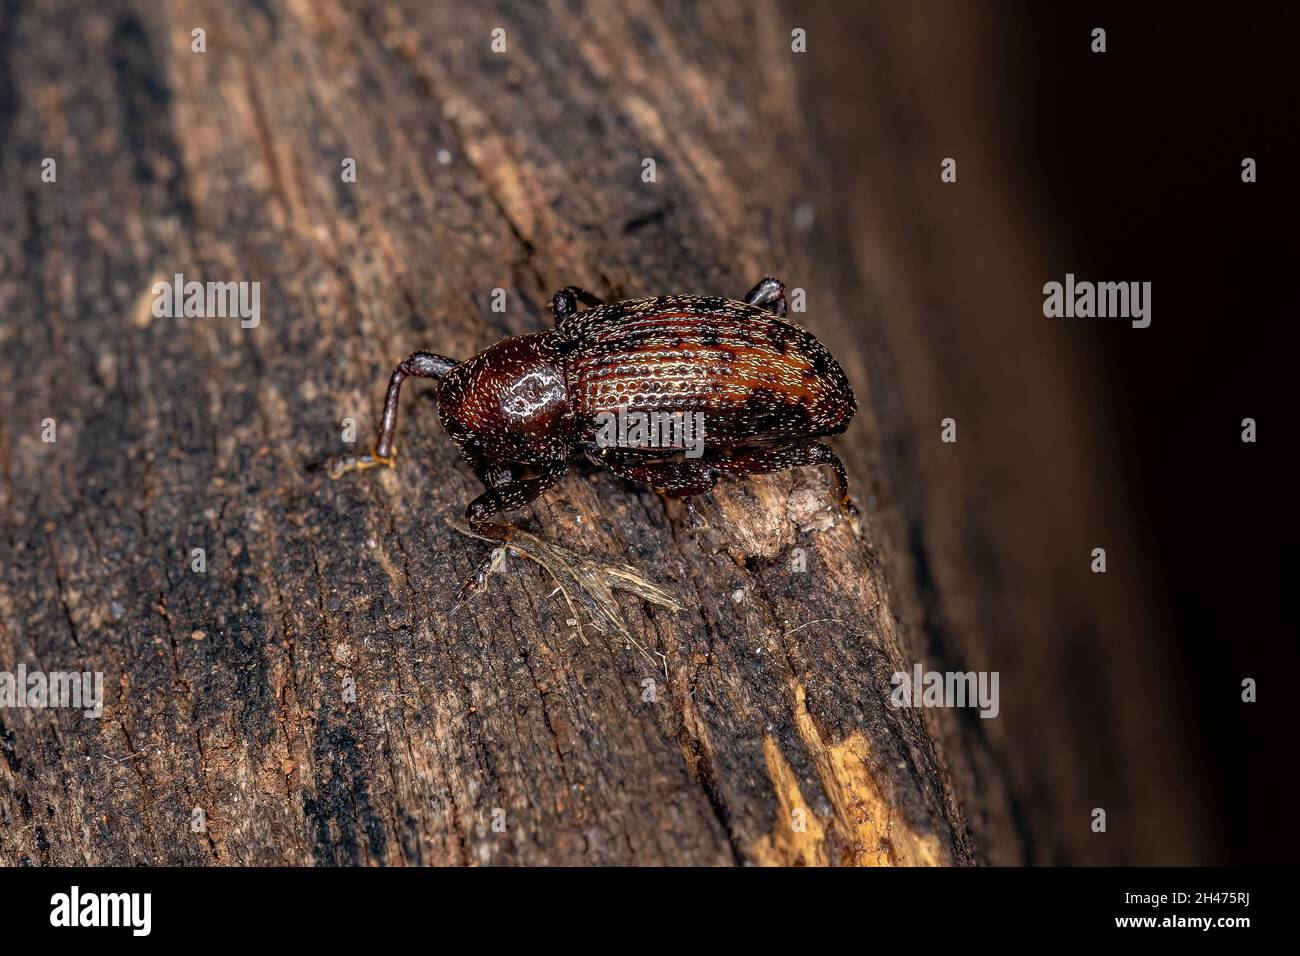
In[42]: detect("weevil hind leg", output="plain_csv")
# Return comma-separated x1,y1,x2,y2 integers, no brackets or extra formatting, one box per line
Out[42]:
719,439,862,534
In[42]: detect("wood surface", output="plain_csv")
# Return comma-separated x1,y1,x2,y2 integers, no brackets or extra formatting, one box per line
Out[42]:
1,0,1215,866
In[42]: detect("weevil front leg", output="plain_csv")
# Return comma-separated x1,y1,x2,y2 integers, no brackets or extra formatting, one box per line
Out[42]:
742,275,787,317
318,350,458,478
447,456,683,659
459,445,518,489
452,459,569,608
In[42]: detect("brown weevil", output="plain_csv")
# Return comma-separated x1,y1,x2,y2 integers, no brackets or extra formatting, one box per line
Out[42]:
320,276,860,636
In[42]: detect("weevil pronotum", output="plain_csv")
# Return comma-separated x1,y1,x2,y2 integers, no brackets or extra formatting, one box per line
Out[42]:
318,276,860,648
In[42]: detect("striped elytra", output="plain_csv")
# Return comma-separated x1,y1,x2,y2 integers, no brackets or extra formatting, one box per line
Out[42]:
324,276,862,546
561,294,856,447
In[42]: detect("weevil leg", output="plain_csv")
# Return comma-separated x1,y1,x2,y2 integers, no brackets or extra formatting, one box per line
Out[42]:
551,286,605,325
719,439,861,533
315,351,458,478
609,457,717,514
597,449,720,498
464,459,569,531
452,459,570,608
742,275,787,317
600,452,720,530
580,441,610,469
459,446,518,489
448,456,683,664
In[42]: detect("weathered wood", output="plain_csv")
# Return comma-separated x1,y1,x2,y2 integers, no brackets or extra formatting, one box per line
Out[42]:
794,3,1230,865
0,0,994,865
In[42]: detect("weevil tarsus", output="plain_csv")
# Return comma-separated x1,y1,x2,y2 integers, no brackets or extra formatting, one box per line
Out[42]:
720,439,862,534
598,438,860,534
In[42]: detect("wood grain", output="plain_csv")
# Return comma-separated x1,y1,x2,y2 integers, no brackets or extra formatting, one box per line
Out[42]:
0,0,993,865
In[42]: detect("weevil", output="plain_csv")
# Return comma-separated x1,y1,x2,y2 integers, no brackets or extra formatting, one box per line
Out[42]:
320,275,860,623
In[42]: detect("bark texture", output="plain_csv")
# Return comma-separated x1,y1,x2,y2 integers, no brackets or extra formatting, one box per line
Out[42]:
0,0,1000,866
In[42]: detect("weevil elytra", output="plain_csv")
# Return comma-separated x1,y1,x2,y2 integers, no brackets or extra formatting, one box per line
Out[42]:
319,275,860,631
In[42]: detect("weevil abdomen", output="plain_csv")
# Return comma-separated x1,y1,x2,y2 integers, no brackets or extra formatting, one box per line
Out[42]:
562,294,855,447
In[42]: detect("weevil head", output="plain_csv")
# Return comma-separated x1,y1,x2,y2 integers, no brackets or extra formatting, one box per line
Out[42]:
437,331,572,462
